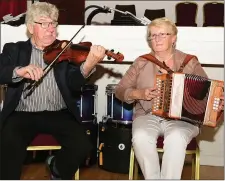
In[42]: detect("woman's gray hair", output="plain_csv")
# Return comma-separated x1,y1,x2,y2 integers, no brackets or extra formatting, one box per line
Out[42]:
25,2,59,25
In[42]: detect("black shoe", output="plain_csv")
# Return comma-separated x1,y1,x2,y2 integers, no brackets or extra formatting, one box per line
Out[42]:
46,155,61,180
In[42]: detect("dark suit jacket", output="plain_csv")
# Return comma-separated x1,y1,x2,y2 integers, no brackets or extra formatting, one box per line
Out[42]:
0,39,87,129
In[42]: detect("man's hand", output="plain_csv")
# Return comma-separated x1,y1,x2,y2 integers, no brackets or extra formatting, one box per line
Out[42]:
15,64,44,81
82,45,106,76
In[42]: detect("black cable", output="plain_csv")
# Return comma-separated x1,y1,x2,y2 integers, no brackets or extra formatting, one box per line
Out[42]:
85,5,106,12
86,8,110,25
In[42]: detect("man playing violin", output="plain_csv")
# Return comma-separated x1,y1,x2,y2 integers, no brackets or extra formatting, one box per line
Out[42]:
0,2,105,180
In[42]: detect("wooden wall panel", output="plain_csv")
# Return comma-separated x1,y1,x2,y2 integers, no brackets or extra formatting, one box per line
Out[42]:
39,0,85,25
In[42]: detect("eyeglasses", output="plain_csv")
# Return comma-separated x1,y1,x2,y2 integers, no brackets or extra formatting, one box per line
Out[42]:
148,33,171,40
34,21,58,29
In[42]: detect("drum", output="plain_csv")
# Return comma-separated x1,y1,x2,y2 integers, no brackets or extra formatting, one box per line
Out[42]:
106,84,133,124
75,84,98,122
80,121,99,167
98,121,132,174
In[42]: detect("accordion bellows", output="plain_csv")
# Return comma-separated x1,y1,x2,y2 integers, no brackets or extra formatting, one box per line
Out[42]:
152,73,224,127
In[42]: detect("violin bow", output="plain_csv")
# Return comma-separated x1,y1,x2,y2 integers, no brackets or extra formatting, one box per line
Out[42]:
23,25,85,99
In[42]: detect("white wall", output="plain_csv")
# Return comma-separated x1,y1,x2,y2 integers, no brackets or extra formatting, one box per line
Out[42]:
85,1,223,27
0,24,224,167
1,25,223,65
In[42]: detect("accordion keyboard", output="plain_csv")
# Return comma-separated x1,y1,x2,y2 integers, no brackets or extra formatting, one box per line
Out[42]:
152,73,224,127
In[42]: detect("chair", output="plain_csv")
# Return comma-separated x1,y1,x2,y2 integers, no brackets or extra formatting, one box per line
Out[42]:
203,2,224,27
175,2,198,26
0,85,6,105
111,4,138,26
27,134,79,180
144,9,165,21
129,137,200,180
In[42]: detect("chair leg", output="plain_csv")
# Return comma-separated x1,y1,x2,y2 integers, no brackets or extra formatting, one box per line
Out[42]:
49,150,52,155
32,151,36,159
191,154,195,180
134,158,139,180
129,148,135,180
74,168,79,180
195,148,200,180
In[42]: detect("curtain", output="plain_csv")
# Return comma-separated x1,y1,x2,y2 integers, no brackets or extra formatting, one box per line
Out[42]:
0,0,27,22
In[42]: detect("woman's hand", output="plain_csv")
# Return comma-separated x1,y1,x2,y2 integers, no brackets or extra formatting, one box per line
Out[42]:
139,87,160,101
218,93,224,112
129,86,160,101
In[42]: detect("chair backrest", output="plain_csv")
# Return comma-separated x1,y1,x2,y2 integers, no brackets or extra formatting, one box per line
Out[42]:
203,2,224,27
29,134,60,147
144,9,165,21
175,2,198,26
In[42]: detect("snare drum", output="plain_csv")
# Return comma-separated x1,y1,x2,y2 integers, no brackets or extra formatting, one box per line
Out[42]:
106,84,133,124
76,84,98,122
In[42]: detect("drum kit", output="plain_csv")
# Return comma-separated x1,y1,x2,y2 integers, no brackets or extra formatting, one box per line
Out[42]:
77,83,134,172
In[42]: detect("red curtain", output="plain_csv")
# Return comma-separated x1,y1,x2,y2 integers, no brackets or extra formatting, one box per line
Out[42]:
0,0,27,21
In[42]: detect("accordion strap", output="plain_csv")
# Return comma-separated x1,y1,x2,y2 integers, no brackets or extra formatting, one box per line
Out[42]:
178,54,197,72
139,54,174,74
140,53,197,73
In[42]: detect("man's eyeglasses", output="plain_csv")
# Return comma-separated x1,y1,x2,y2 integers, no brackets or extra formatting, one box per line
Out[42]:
148,33,171,40
34,21,58,29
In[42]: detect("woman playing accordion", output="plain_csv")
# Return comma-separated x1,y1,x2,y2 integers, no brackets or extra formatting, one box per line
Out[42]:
115,17,224,179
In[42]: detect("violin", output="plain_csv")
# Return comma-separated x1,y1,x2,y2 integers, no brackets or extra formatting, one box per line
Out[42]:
23,25,124,99
43,39,124,65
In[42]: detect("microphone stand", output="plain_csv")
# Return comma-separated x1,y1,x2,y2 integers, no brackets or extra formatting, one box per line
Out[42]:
102,5,151,25
85,4,151,25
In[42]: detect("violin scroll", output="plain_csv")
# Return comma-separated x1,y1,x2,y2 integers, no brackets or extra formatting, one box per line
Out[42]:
106,49,124,62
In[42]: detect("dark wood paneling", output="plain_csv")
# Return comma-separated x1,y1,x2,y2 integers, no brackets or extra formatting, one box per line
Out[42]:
39,0,85,25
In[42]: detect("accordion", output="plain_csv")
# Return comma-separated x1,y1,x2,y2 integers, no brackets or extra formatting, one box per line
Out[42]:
152,73,224,127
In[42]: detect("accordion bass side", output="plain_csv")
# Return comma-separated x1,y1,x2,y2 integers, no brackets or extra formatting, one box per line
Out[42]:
152,73,224,127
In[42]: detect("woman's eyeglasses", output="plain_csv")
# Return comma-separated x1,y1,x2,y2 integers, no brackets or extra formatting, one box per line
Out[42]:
149,33,171,40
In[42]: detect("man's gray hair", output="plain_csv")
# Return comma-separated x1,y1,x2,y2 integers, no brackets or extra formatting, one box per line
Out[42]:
25,2,59,25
